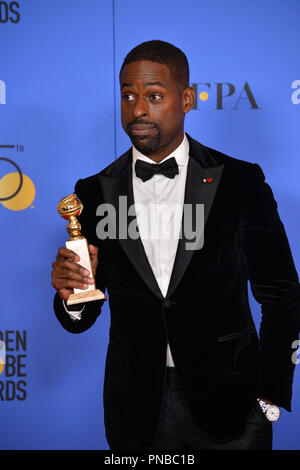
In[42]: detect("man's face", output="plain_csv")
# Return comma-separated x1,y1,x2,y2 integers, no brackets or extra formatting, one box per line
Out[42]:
120,60,187,156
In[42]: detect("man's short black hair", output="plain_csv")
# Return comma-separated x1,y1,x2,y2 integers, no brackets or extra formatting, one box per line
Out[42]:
120,40,189,90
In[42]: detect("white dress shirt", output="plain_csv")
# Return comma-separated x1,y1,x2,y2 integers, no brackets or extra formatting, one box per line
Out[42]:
65,134,190,367
132,134,189,367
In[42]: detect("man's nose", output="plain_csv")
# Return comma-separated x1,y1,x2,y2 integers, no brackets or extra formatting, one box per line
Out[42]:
132,97,149,118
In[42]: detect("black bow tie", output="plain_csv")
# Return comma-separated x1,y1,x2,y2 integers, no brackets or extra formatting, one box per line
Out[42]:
135,157,179,182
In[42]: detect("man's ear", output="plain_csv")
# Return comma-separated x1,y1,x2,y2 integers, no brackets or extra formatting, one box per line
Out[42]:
182,86,196,114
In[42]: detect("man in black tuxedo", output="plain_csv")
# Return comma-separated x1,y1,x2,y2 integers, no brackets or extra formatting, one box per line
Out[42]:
52,40,300,450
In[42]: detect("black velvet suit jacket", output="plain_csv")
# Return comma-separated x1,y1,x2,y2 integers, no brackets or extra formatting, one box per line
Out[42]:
54,135,300,449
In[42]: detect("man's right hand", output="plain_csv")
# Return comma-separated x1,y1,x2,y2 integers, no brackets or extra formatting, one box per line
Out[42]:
51,246,98,303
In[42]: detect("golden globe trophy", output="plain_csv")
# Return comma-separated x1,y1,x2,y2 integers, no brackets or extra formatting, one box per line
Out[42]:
57,193,107,305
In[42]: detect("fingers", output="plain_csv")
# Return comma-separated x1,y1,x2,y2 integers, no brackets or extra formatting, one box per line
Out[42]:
57,287,86,303
54,276,91,291
87,244,99,277
52,263,93,283
57,288,71,302
54,247,90,276
52,246,95,293
56,247,80,262
88,244,98,256
52,258,90,277
52,261,93,285
52,270,93,293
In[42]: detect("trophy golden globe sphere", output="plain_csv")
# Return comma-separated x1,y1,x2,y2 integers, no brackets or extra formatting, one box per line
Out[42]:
57,194,84,241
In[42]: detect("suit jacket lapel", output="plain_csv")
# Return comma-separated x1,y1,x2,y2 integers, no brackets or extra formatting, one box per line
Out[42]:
98,136,224,301
98,149,164,300
165,136,224,299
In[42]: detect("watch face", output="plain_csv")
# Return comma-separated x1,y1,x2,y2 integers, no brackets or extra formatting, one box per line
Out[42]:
265,405,281,422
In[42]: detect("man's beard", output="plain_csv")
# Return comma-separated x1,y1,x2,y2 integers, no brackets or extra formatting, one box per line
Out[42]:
130,132,161,154
126,120,161,155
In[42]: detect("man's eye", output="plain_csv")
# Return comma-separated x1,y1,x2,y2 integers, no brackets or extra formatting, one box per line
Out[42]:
150,94,163,101
123,94,135,101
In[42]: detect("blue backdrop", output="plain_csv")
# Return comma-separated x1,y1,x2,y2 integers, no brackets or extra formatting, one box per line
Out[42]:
0,0,299,450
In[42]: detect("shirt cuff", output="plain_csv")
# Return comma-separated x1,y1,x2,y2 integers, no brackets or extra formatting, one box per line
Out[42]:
63,300,85,321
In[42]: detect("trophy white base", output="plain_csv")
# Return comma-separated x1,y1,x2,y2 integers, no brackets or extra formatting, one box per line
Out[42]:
65,238,107,305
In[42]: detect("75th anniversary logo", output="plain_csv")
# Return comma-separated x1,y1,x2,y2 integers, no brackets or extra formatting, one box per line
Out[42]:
0,153,35,211
1,73,35,211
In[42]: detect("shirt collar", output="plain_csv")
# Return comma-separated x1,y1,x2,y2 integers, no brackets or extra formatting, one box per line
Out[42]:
132,133,189,167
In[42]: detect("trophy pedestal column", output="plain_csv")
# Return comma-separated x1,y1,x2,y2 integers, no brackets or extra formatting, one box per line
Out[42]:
65,238,106,306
